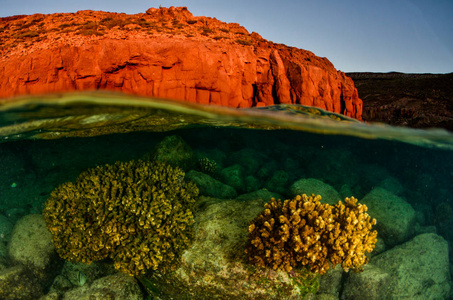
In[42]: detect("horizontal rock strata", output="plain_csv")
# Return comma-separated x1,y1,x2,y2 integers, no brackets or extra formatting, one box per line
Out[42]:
0,7,362,119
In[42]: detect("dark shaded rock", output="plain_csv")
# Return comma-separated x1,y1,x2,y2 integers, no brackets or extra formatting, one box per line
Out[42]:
146,135,195,171
61,273,143,300
348,72,453,130
186,170,237,199
0,265,44,300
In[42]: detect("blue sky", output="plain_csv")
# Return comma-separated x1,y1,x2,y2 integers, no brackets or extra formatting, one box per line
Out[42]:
1,0,452,73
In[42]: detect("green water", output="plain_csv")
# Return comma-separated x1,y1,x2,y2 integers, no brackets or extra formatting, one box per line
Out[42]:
0,92,452,299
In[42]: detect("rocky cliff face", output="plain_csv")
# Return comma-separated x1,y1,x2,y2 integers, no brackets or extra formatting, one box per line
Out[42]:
0,7,362,119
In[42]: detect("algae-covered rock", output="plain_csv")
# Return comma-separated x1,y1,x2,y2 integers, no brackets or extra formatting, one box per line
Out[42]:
140,196,320,299
61,273,143,300
361,187,416,246
39,291,60,300
146,135,195,171
0,214,13,243
341,263,390,299
264,170,289,195
227,148,265,174
220,164,245,192
0,265,44,300
7,214,60,283
4,207,28,224
316,267,343,297
236,188,281,202
55,261,115,291
186,170,237,199
243,175,260,193
289,178,341,205
0,243,7,263
342,233,451,299
377,176,405,196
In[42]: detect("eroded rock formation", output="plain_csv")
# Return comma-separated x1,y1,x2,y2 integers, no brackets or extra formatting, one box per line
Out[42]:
0,7,362,119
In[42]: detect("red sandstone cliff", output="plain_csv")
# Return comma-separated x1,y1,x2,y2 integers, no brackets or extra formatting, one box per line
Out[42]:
0,7,362,119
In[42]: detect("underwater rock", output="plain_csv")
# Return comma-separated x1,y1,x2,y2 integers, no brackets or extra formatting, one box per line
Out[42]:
289,178,341,205
342,233,451,299
357,164,390,195
235,188,282,202
46,274,73,297
256,161,280,181
0,242,7,262
341,263,390,299
46,260,116,299
61,273,143,300
312,294,338,300
303,148,360,189
339,184,354,199
145,135,195,171
58,261,116,290
195,149,226,170
186,170,237,199
243,175,260,193
7,214,60,283
317,267,344,298
0,265,44,300
227,148,265,174
0,214,13,243
264,169,289,195
370,238,387,257
377,176,405,196
4,207,29,223
220,164,245,192
361,187,416,246
39,291,60,300
140,196,320,298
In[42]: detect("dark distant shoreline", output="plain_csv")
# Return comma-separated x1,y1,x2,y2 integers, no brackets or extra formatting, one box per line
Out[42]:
347,72,453,131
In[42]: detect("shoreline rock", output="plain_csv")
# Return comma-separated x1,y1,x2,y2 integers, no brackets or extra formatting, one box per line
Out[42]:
0,7,363,119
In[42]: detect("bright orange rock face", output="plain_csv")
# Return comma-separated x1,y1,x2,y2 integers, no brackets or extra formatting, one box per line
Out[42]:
0,7,362,119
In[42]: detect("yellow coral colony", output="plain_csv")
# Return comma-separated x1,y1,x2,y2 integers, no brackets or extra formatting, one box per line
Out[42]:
246,194,377,275
43,160,199,276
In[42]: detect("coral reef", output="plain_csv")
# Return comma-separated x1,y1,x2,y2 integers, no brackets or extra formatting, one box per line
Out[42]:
43,160,198,276
246,194,377,274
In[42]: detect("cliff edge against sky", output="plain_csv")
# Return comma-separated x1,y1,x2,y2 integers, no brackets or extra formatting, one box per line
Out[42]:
0,6,362,119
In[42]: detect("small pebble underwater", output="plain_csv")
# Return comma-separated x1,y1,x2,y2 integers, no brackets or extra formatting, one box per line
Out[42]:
0,93,452,299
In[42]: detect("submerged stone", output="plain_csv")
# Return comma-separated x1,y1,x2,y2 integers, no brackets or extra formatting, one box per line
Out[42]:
342,233,451,299
289,178,341,205
186,170,237,199
361,187,416,246
61,273,143,300
7,214,60,284
140,196,320,299
0,265,43,300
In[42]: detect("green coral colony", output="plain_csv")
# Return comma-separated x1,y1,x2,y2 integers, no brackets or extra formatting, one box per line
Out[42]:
43,160,199,276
